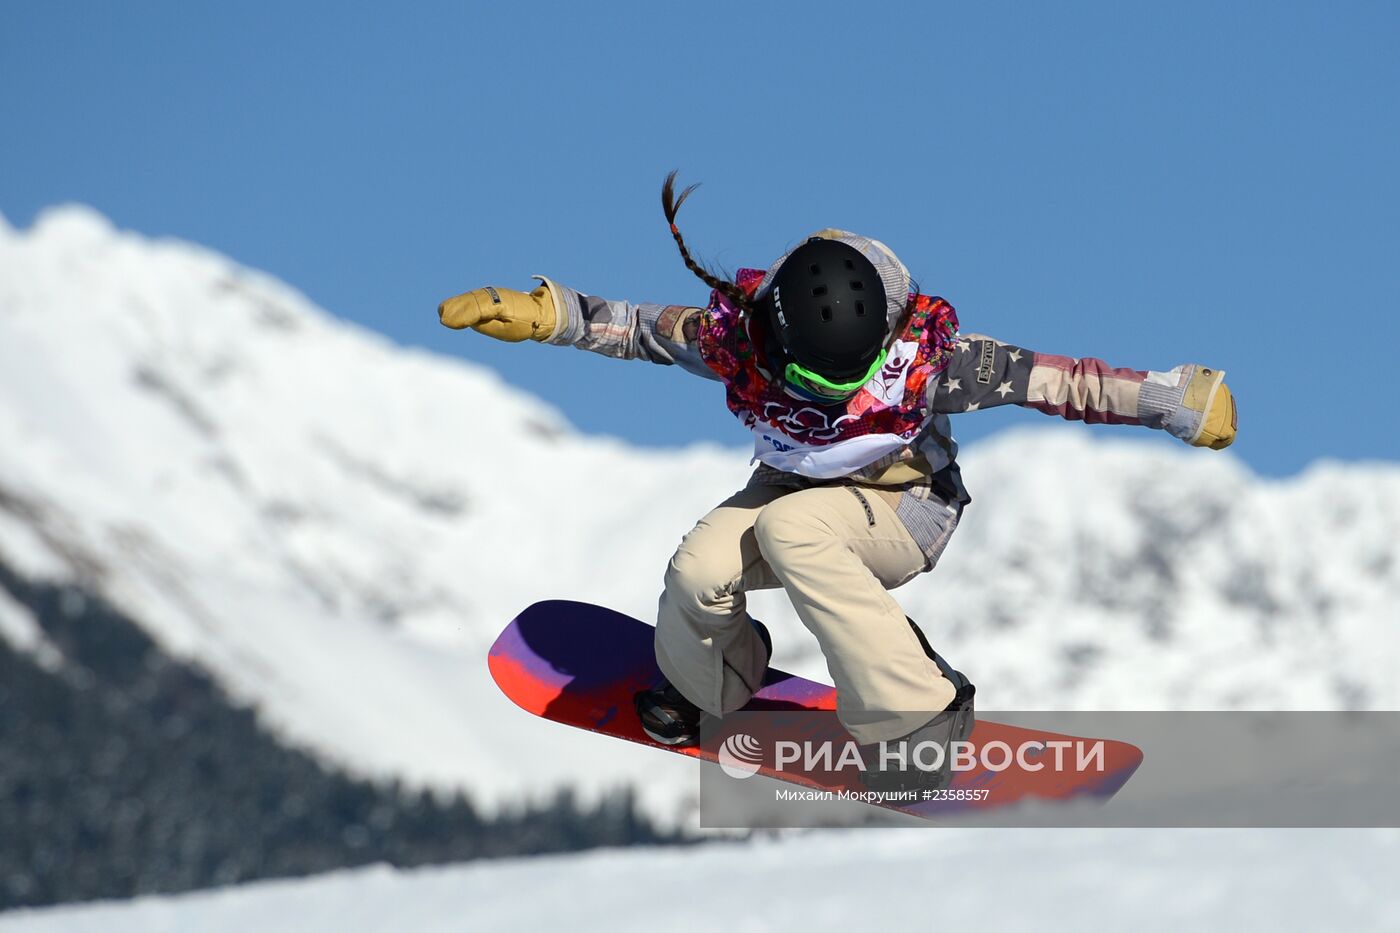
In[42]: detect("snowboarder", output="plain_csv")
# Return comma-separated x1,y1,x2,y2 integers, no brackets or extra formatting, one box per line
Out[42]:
439,172,1236,775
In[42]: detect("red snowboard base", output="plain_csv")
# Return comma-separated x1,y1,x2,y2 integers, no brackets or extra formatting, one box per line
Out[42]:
488,600,1142,822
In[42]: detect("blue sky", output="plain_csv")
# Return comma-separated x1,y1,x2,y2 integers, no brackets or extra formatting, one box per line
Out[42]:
3,1,1396,476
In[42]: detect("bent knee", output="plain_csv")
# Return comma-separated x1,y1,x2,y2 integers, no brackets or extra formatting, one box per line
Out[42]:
753,498,833,560
663,548,735,611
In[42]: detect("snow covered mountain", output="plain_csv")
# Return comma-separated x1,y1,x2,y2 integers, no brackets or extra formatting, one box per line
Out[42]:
1,206,1397,821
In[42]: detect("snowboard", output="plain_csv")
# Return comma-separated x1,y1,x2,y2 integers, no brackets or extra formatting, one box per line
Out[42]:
488,600,1142,822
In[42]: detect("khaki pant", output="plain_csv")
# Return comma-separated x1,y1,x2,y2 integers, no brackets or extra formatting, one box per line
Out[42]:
654,478,961,745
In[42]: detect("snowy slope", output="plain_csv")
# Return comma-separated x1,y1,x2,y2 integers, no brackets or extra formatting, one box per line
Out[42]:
4,828,1397,932
0,207,1397,818
0,205,752,817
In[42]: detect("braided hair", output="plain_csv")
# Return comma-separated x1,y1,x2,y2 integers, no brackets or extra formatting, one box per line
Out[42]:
661,171,756,315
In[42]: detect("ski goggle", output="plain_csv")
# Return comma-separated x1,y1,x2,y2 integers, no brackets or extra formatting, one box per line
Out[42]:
783,349,888,401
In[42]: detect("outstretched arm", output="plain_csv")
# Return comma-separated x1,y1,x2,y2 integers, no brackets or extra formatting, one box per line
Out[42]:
534,278,718,381
927,334,1237,449
439,278,718,382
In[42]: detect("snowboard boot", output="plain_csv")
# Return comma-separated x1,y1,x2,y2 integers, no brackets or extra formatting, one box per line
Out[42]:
860,619,976,793
636,617,772,747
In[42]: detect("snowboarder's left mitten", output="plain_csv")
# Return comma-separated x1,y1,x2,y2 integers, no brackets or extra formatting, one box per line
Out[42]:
1164,364,1243,448
437,284,557,343
1180,367,1237,450
1195,380,1236,449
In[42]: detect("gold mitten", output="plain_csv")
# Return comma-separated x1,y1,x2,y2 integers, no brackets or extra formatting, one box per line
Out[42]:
438,284,557,343
1183,367,1237,449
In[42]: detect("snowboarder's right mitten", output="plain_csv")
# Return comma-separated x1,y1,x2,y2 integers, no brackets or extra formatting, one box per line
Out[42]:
437,283,557,342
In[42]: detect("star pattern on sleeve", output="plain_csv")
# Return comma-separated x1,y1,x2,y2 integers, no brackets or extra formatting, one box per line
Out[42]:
926,336,1036,415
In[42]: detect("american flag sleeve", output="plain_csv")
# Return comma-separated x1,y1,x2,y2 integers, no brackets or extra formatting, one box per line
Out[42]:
926,333,1225,443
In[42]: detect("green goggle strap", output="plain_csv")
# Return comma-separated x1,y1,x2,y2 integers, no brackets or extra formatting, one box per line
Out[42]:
783,348,889,395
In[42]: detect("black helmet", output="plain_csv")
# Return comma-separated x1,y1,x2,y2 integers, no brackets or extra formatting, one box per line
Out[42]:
756,238,890,395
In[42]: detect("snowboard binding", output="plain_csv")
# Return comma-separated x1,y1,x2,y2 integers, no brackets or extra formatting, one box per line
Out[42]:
635,617,772,746
859,617,976,793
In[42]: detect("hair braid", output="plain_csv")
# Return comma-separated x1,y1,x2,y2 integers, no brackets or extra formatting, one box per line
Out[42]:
661,171,755,314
